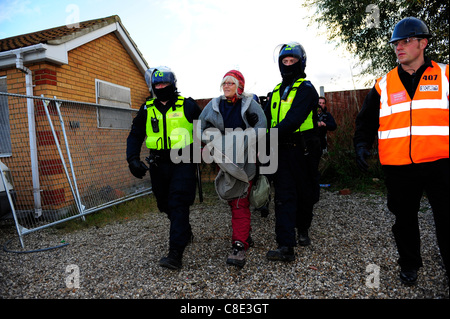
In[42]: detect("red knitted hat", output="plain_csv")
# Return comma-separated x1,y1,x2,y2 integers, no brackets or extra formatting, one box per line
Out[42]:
224,70,245,95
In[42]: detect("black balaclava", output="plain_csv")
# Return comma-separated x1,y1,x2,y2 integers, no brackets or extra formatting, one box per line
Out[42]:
279,57,306,85
152,84,176,102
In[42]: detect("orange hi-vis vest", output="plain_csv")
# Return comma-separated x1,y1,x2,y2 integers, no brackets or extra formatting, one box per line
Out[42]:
375,61,449,165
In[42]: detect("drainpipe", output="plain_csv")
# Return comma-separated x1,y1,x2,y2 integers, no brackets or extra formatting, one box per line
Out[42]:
15,50,42,218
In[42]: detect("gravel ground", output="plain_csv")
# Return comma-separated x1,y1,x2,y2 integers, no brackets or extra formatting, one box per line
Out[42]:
0,188,448,302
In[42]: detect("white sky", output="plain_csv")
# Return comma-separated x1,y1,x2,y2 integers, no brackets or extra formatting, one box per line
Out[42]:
0,0,374,99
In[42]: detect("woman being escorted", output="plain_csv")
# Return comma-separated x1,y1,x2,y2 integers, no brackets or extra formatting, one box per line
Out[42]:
199,70,267,267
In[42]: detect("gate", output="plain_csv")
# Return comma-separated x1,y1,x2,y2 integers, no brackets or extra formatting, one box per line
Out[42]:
0,92,151,248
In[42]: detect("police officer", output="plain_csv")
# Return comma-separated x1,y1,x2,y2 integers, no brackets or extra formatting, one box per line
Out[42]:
126,67,202,270
354,17,449,286
317,96,337,154
265,42,321,261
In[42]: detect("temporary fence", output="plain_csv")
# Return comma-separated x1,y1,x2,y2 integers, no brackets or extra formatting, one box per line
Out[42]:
0,92,151,248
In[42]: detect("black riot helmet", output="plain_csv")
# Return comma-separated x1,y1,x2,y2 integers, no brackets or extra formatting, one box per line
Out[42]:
389,17,432,43
151,67,177,87
275,42,307,82
148,66,178,101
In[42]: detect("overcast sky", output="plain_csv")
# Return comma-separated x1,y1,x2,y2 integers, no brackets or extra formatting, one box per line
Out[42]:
0,0,374,99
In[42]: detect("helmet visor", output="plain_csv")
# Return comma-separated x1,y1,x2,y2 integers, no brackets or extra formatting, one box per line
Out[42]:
273,41,303,63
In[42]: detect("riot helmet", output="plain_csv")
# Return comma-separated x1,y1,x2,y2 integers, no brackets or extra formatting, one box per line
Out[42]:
275,42,307,82
144,68,155,90
150,66,178,101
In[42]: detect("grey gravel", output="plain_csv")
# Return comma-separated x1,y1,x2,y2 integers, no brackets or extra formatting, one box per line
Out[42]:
0,188,448,299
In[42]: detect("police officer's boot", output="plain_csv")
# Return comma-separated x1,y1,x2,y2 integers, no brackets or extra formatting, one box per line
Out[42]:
298,230,311,246
159,249,183,270
399,268,418,286
266,246,295,262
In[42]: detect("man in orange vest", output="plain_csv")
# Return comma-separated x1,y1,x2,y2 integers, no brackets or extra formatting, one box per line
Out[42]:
354,17,449,286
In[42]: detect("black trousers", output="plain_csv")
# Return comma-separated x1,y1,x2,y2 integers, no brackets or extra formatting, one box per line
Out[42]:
383,158,449,276
149,160,197,253
273,141,320,247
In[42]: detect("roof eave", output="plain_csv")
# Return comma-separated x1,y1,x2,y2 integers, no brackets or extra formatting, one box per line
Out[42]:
0,20,149,74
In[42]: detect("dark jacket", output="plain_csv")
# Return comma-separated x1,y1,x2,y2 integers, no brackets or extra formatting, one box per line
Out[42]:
317,106,337,150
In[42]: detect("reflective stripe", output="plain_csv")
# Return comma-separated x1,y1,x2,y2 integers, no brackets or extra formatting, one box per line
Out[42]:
376,61,449,165
378,75,389,113
438,63,449,102
379,63,449,117
378,126,450,139
270,78,314,132
145,96,193,150
379,99,448,117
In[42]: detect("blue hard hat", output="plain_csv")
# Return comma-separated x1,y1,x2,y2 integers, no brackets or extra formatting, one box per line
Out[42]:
389,17,432,43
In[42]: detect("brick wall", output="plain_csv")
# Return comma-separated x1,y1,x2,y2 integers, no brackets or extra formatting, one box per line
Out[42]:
0,32,149,107
323,88,371,152
1,32,150,212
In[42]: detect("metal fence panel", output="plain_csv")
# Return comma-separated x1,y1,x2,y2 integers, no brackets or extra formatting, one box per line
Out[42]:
0,92,151,247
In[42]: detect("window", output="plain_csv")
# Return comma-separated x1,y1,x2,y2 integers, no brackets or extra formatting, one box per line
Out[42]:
95,79,132,129
0,77,12,156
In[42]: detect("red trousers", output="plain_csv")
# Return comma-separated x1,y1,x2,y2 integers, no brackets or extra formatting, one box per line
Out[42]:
228,181,253,250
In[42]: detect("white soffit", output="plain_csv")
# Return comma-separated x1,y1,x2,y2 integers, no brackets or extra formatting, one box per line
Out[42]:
0,22,148,73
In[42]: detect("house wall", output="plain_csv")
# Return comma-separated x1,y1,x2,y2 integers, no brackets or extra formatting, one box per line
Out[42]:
0,32,149,107
0,32,150,212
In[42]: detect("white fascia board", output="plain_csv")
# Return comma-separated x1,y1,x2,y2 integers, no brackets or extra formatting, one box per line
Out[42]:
0,22,148,73
0,44,47,68
114,23,148,74
37,44,68,64
40,23,118,65
65,23,117,51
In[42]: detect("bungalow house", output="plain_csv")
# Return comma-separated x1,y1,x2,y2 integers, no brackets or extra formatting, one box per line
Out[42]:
0,15,151,222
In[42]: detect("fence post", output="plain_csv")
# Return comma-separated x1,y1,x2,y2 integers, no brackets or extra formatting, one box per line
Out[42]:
41,98,85,220
0,164,24,248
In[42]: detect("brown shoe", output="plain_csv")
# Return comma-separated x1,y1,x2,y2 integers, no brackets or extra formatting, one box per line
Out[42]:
226,241,246,268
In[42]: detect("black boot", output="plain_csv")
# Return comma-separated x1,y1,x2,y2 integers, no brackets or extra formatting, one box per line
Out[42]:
298,231,311,246
260,204,269,218
266,246,295,262
247,234,254,248
399,268,418,286
159,249,183,270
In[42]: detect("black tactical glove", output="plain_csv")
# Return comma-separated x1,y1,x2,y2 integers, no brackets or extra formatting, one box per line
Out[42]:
128,159,148,179
355,143,370,172
246,112,258,127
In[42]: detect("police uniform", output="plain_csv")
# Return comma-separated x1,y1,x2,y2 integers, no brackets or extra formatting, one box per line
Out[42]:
265,44,321,260
127,79,201,269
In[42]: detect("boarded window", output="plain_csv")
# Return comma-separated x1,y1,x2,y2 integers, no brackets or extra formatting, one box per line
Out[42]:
95,79,132,129
0,77,12,156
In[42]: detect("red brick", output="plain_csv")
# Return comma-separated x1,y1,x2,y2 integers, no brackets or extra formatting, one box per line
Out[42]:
40,159,64,175
42,188,65,205
37,130,60,145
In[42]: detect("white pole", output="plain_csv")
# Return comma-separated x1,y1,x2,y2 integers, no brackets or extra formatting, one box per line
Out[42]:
16,51,42,217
